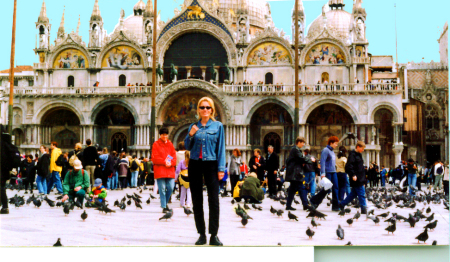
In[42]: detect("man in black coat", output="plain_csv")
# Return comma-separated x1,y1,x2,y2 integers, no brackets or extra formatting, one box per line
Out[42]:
265,145,279,198
338,141,368,214
285,137,315,211
82,139,100,191
248,149,266,184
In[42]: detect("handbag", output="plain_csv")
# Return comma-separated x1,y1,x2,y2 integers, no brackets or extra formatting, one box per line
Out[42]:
319,177,333,191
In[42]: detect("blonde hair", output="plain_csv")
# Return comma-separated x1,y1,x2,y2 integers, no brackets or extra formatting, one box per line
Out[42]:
197,97,217,121
185,151,190,167
356,141,366,148
102,147,108,154
75,143,82,150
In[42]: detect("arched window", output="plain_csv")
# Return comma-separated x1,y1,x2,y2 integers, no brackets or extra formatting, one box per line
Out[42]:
265,72,273,84
119,75,126,86
39,25,45,35
111,132,128,152
68,76,74,87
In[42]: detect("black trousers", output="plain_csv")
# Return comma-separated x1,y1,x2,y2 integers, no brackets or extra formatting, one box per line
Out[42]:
1,180,8,209
267,171,277,196
189,159,220,236
119,177,127,190
444,181,449,197
230,174,239,194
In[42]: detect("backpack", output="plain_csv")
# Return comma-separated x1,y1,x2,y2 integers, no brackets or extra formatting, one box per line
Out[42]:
1,133,22,177
131,159,138,170
437,166,444,175
69,151,81,167
55,154,64,167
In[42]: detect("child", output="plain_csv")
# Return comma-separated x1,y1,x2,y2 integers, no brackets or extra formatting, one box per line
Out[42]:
89,178,107,206
176,151,191,208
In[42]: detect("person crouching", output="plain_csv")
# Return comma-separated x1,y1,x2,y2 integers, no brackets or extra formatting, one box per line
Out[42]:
89,178,107,206
61,160,90,205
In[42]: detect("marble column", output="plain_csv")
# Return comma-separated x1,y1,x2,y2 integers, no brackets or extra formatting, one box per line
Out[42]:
200,66,207,80
186,66,192,78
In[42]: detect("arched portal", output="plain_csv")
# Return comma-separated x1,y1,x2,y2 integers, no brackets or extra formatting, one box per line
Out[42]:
111,132,128,153
94,105,136,150
41,108,81,150
163,33,228,83
306,104,354,154
374,109,394,168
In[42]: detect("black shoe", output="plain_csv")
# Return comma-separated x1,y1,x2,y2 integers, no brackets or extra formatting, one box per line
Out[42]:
331,207,341,212
286,206,296,211
209,235,223,246
24,191,28,194
0,208,9,214
361,207,367,215
195,235,207,245
338,203,345,210
304,205,314,211
162,207,169,213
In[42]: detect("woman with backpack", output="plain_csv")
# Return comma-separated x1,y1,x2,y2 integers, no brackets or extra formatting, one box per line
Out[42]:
434,160,444,191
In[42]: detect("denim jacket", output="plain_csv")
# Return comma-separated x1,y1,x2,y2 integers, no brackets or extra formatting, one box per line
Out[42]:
320,145,336,175
184,119,226,172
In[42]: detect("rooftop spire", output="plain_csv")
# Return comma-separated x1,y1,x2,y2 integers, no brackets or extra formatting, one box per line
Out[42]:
91,0,103,22
57,8,65,37
76,15,81,35
37,0,49,23
144,0,154,17
292,0,304,18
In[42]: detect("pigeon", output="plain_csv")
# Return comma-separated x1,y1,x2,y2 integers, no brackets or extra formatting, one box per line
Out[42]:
133,193,142,199
135,201,143,209
56,195,64,200
252,203,263,211
377,212,390,218
270,206,277,215
114,200,120,207
280,200,286,206
288,211,298,221
103,206,116,215
231,199,235,204
53,238,63,247
345,241,353,246
338,209,346,217
385,220,396,235
293,199,300,205
143,185,148,190
426,213,434,222
183,206,193,216
336,225,345,240
243,203,250,210
423,220,438,231
306,227,315,239
344,208,351,214
346,218,353,227
56,201,63,207
241,216,249,227
415,228,429,244
432,240,437,246
353,211,361,221
146,198,151,205
407,214,418,228
159,210,173,221
63,204,70,216
119,202,126,211
367,215,380,225
127,199,132,206
150,194,157,199
426,207,431,214
75,200,83,209
33,199,42,208
44,197,56,207
81,210,88,221
311,218,320,228
276,209,284,217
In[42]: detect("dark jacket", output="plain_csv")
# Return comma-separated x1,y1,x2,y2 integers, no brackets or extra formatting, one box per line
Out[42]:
240,174,264,201
406,163,417,174
346,150,365,187
285,145,308,182
249,155,266,178
265,152,279,173
82,146,100,166
36,153,50,178
20,160,36,180
303,154,318,173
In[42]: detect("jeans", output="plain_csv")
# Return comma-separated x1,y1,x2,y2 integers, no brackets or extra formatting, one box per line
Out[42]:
131,171,139,187
68,189,86,205
189,159,220,236
340,186,367,208
381,175,386,187
408,173,417,195
119,177,127,190
304,172,316,195
337,172,350,202
36,176,47,194
286,180,309,209
156,178,175,208
434,174,443,190
111,171,118,190
47,171,63,194
326,172,339,209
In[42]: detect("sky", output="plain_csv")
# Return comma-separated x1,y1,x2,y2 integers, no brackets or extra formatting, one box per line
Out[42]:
0,0,448,70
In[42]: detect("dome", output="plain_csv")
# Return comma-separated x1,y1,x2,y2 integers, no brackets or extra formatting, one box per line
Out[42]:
306,9,352,42
134,0,145,11
218,0,271,29
122,15,144,43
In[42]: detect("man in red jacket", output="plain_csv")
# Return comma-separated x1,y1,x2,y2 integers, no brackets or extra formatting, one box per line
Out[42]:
151,127,177,213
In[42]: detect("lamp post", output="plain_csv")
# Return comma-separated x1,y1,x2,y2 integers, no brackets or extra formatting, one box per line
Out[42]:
150,0,157,156
294,0,299,139
8,0,17,134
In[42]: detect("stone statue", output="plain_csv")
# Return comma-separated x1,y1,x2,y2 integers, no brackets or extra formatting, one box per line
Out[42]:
356,19,365,40
238,48,244,64
174,7,180,16
224,63,231,83
39,34,47,48
210,63,218,82
120,9,125,19
169,63,178,82
426,69,432,85
91,26,99,47
146,21,153,43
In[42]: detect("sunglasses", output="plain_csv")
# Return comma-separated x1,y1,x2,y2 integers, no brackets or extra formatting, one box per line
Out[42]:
199,106,212,110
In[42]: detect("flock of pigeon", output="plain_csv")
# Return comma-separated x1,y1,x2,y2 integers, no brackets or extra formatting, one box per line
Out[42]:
3,182,448,246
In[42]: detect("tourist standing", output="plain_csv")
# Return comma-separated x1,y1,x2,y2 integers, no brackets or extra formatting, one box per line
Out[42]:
434,160,444,191
338,141,368,214
99,148,113,189
265,146,279,198
152,127,177,213
249,149,266,184
185,97,225,246
47,142,64,195
380,165,387,187
406,158,418,196
83,139,100,191
285,137,315,211
36,145,50,195
117,152,129,190
443,162,449,197
228,149,242,196
319,136,340,211
20,155,36,194
129,155,140,188
336,146,350,202
303,149,317,196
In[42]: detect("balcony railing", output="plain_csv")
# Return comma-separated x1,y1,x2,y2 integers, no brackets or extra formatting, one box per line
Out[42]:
4,85,164,97
352,57,371,64
223,83,402,95
33,63,48,70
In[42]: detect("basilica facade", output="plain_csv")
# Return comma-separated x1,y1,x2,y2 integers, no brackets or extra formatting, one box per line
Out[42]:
1,0,408,168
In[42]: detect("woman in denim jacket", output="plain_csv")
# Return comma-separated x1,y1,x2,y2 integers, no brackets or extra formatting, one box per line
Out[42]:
185,97,226,246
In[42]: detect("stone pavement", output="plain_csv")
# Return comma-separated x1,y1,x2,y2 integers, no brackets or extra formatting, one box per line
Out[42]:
1,187,448,247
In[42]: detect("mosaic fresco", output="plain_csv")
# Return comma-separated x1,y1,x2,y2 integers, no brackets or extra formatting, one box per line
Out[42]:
305,43,346,65
53,49,88,69
247,42,291,66
102,46,143,69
